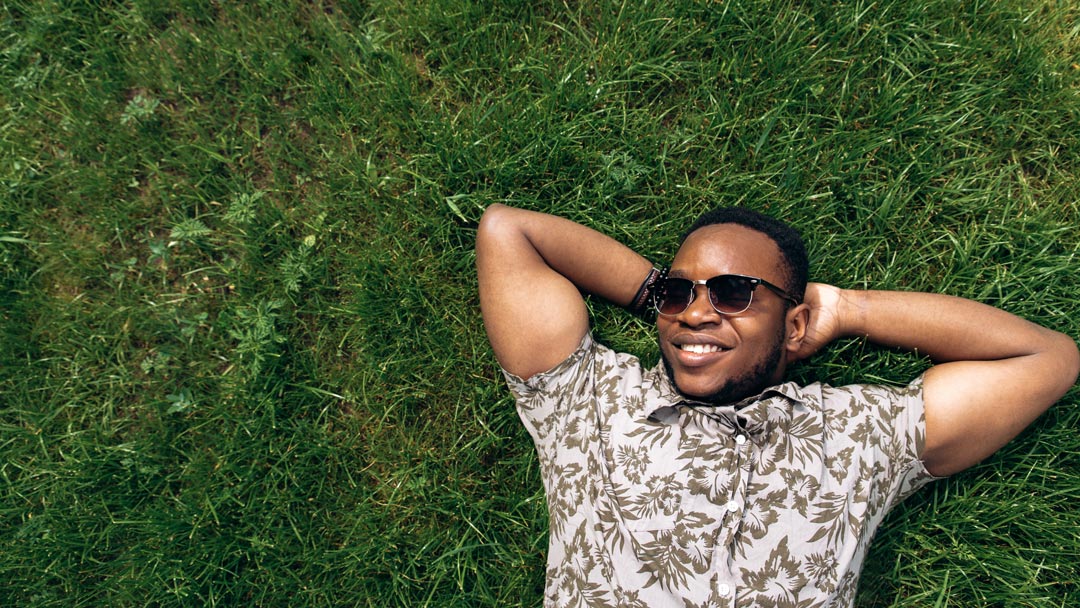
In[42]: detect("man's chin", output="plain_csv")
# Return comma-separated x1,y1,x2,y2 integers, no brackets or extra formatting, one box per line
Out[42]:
662,357,742,404
661,351,777,405
680,379,760,405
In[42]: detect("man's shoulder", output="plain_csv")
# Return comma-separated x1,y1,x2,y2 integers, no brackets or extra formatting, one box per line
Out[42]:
773,374,924,399
501,332,648,394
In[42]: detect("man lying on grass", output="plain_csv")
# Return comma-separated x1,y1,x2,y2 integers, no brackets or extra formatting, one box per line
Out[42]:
476,203,1079,607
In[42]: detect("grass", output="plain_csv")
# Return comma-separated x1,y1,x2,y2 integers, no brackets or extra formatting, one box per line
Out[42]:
1,0,1078,605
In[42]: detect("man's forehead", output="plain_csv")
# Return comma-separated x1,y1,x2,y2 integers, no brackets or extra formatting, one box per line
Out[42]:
672,224,785,273
680,222,776,245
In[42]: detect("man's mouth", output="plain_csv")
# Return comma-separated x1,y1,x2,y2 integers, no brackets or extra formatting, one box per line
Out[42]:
678,343,726,354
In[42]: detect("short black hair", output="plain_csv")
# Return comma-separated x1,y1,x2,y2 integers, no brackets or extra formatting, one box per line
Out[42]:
681,207,808,302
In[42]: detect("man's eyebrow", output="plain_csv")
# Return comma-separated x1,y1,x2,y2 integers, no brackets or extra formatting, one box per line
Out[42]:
667,269,691,279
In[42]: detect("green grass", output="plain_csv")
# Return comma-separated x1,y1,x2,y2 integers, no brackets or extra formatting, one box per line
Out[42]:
1,0,1078,605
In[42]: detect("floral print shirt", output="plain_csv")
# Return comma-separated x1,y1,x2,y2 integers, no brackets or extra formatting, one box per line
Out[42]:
503,333,939,608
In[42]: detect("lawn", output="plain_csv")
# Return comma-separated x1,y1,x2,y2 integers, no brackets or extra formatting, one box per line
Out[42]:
1,0,1078,606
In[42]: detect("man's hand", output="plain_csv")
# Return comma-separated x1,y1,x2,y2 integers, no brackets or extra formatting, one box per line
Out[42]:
788,282,845,363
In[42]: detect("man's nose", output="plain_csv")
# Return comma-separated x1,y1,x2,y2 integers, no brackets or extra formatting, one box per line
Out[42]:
679,284,723,325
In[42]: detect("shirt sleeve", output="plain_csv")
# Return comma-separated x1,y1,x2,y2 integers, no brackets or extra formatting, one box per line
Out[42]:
500,332,597,456
869,374,943,506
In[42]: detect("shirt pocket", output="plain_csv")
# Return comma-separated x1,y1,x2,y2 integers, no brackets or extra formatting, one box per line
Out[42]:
604,431,727,580
605,432,704,537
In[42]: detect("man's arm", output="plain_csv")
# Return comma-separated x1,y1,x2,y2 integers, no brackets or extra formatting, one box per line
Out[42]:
476,204,654,379
795,284,1080,477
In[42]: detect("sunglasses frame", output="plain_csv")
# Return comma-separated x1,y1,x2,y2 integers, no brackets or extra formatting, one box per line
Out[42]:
653,272,801,316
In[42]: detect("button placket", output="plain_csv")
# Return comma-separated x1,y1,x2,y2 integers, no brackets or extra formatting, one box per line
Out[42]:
709,420,753,606
727,423,751,520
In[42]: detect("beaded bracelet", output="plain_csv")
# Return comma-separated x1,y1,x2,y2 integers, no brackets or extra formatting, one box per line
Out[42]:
627,266,666,318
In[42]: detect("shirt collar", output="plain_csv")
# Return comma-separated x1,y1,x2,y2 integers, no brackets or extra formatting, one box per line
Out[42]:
643,360,810,440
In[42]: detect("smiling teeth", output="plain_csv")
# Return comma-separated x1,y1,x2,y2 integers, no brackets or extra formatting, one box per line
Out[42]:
682,344,721,354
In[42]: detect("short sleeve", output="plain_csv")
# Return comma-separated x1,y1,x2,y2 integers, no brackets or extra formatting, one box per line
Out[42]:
864,374,943,506
500,332,597,454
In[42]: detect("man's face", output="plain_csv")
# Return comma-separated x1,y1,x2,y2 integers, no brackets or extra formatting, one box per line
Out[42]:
657,224,794,404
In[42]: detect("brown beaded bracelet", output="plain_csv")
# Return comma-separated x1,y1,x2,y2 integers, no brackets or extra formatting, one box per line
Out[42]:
627,266,666,318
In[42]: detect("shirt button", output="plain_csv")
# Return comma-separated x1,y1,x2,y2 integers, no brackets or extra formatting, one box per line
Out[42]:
734,434,746,445
718,583,731,595
726,500,740,512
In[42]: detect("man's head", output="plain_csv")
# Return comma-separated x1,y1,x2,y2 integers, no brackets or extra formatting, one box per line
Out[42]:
657,207,810,404
681,207,808,301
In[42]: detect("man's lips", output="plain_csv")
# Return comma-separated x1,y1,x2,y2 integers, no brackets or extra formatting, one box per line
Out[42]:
678,343,726,354
672,334,732,350
669,337,732,365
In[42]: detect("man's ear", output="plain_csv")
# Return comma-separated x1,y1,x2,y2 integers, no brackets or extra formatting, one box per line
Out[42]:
784,303,810,352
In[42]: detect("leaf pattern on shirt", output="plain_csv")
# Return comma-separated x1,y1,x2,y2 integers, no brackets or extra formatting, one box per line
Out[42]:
635,527,697,591
741,536,807,608
687,463,735,503
504,333,937,608
781,409,826,469
614,444,651,485
628,474,682,520
827,446,856,484
807,491,855,547
742,486,785,540
548,523,616,608
610,588,650,608
804,549,839,594
546,461,585,539
779,468,819,517
624,419,675,449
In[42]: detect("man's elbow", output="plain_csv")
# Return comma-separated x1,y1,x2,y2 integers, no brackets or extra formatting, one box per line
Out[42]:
1058,332,1080,392
1041,330,1080,403
476,204,510,260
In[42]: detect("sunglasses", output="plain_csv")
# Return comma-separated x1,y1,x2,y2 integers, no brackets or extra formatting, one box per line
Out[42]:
653,273,800,316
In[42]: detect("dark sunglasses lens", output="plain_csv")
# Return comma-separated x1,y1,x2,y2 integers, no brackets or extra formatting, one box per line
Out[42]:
707,276,753,313
657,279,694,315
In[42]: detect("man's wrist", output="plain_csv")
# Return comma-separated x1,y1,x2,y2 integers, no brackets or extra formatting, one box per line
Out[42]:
627,266,663,318
836,288,868,338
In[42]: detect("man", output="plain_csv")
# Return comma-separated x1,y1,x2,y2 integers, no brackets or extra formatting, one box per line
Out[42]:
475,203,1078,607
